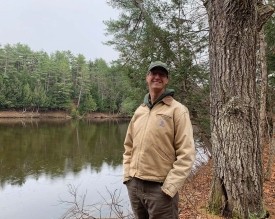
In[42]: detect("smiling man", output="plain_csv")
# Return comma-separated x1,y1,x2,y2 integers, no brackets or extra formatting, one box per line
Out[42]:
123,61,196,219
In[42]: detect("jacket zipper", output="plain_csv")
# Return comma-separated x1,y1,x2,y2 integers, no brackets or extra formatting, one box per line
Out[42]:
135,107,151,175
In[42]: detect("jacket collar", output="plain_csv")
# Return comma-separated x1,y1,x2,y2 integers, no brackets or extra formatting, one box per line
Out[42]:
162,96,173,105
143,89,174,109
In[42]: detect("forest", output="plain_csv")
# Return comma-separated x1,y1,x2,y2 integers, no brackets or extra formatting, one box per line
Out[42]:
0,46,134,116
1,0,275,218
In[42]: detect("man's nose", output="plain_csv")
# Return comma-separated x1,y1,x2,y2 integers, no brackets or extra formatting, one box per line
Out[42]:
154,73,161,78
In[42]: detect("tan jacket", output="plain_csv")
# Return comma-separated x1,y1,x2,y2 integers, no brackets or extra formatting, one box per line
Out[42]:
123,95,195,197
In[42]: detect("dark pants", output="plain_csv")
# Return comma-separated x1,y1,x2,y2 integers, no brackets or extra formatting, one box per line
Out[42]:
126,177,179,219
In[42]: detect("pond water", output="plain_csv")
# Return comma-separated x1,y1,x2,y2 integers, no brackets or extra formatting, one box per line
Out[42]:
0,119,208,219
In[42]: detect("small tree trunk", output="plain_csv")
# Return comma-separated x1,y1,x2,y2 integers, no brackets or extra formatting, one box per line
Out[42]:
258,29,268,148
265,113,275,180
77,86,82,109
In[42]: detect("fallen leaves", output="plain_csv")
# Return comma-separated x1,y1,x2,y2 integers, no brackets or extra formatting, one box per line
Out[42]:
179,144,275,219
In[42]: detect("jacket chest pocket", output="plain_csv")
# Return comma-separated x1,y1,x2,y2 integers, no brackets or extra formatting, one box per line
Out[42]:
155,113,172,129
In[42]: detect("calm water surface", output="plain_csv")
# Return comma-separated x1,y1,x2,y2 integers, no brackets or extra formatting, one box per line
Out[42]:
0,119,131,219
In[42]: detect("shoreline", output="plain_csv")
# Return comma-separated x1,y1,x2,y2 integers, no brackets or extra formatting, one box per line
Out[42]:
0,110,130,119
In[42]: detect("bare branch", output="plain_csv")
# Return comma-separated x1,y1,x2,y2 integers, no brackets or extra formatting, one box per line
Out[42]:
59,184,134,219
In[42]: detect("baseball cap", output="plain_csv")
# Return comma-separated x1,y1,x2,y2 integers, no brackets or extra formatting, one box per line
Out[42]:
148,61,169,75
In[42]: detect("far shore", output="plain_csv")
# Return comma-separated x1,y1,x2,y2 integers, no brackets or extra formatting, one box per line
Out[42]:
0,110,130,120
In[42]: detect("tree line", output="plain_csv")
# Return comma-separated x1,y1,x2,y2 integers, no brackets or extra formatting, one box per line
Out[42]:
0,43,138,116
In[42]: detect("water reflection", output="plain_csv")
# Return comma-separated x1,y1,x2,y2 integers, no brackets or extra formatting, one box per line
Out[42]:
0,119,128,188
0,119,132,219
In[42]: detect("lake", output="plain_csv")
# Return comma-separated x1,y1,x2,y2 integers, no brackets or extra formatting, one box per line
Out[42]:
0,119,208,219
0,119,133,219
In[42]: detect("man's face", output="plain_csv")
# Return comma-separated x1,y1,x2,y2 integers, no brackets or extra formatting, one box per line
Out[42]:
146,68,169,92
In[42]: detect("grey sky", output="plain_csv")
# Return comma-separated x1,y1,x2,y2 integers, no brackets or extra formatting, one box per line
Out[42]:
0,0,119,62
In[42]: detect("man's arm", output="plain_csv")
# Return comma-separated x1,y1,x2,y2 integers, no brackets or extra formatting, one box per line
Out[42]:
161,107,196,197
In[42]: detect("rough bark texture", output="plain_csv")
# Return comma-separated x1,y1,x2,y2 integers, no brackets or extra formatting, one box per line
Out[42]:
204,1,265,218
258,30,268,149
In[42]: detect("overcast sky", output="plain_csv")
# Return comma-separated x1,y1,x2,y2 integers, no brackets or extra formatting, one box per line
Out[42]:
0,0,120,62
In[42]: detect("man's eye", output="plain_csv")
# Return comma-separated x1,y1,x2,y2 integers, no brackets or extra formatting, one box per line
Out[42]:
151,72,166,77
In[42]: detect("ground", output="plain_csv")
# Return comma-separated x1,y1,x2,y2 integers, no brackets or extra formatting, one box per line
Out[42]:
179,146,275,219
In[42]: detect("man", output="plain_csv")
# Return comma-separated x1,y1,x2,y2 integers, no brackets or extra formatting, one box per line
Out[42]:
123,61,196,219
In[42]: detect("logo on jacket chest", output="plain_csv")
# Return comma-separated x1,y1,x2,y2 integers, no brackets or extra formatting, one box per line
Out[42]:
159,119,165,127
156,114,171,128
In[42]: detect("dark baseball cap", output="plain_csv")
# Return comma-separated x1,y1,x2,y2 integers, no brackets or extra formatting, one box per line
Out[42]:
148,61,169,75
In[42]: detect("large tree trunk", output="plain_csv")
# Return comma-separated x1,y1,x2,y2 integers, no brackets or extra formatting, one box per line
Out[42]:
204,1,265,218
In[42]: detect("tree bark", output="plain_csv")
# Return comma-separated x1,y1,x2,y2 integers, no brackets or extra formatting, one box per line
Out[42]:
258,29,268,149
204,1,265,218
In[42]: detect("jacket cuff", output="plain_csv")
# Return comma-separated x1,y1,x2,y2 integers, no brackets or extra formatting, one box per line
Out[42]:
161,184,178,198
123,176,131,184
